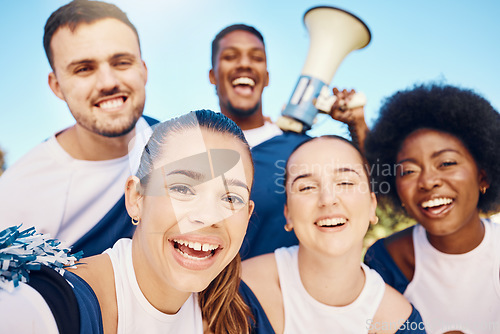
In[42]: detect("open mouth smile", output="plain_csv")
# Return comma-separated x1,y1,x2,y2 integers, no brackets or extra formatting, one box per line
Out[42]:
315,217,347,228
231,77,255,96
171,238,221,261
95,96,127,111
420,197,454,216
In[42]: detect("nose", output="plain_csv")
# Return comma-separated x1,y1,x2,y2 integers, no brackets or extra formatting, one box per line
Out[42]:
418,168,442,191
318,185,338,207
237,54,251,68
183,197,228,232
95,64,120,92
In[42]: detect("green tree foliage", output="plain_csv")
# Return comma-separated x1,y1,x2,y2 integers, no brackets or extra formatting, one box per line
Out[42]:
364,206,416,251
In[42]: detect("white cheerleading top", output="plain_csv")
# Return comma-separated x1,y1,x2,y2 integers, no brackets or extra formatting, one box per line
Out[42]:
404,220,500,334
105,239,204,334
275,246,386,334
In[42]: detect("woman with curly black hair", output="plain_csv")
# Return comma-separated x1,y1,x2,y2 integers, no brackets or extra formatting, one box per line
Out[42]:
364,83,500,333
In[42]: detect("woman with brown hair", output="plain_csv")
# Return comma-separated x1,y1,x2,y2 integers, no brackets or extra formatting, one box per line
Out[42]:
0,109,256,334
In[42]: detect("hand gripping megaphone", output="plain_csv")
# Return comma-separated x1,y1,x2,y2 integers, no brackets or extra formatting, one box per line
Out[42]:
276,6,371,133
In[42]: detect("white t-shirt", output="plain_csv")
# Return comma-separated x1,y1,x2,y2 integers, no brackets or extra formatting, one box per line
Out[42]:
275,246,386,334
242,121,283,148
0,118,152,245
105,239,204,333
404,221,500,334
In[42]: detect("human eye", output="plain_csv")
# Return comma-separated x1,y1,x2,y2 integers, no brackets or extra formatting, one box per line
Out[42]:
298,183,317,192
113,57,133,69
74,65,94,75
251,52,266,62
168,184,195,198
401,169,415,176
222,193,245,206
397,163,418,177
221,51,238,61
440,160,457,168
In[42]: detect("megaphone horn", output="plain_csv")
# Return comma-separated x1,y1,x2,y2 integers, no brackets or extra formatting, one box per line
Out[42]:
277,6,371,133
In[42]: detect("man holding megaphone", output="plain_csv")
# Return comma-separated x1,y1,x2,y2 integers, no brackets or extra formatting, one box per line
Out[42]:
209,12,370,260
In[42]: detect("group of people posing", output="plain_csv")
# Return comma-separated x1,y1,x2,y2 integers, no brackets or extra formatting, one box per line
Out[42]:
0,1,499,333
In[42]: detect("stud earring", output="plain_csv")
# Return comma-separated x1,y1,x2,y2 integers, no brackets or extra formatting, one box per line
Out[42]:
480,186,487,195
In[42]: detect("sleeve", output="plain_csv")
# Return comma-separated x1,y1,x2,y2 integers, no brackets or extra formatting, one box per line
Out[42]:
396,305,427,333
364,239,410,294
64,270,104,334
239,280,276,334
27,266,81,334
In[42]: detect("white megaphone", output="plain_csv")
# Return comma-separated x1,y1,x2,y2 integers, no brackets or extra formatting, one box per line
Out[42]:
276,6,371,133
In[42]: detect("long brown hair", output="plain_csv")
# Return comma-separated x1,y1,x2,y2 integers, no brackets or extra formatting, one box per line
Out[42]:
199,254,253,334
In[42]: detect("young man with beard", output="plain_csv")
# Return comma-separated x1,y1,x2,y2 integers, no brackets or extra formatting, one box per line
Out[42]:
209,24,369,259
0,0,158,257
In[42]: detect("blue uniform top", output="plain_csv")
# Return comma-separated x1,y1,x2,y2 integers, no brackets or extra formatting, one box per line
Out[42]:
240,131,310,260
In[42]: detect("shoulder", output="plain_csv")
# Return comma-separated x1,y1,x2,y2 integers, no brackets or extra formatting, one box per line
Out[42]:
242,253,279,291
372,284,414,334
242,253,284,333
0,138,56,182
67,254,117,333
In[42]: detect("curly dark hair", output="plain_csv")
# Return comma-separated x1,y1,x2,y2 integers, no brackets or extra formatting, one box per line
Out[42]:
365,83,500,214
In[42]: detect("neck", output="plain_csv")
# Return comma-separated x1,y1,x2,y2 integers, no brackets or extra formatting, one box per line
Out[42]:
426,213,485,254
132,238,191,314
297,246,365,307
56,124,135,160
220,105,265,130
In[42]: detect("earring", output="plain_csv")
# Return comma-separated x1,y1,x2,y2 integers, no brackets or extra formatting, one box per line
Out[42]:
131,216,141,225
480,186,487,195
284,224,293,232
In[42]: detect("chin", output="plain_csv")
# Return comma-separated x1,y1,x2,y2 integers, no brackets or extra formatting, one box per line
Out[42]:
227,102,260,118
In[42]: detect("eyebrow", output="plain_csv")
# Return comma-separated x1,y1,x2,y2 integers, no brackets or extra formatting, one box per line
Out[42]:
167,169,249,193
335,167,361,176
221,46,265,53
66,52,136,70
291,167,361,186
397,148,461,164
67,59,94,70
291,173,312,186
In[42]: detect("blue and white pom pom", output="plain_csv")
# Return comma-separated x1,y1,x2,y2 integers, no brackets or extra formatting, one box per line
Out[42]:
0,225,83,292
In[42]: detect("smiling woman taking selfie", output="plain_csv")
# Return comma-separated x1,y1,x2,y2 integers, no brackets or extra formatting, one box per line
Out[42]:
0,110,255,334
364,84,500,334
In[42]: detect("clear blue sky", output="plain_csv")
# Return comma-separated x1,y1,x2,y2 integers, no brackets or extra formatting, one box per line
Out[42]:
0,0,499,168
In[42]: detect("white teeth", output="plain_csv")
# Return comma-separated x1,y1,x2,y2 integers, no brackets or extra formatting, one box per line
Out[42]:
175,248,212,261
98,97,123,110
232,77,255,86
421,197,453,208
173,239,219,252
316,218,347,227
